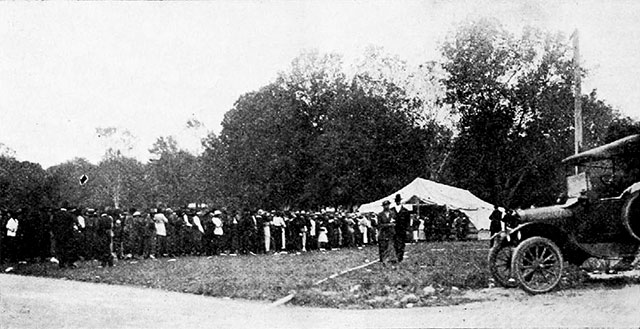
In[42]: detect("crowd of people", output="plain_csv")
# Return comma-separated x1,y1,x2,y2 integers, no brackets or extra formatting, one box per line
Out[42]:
0,196,471,268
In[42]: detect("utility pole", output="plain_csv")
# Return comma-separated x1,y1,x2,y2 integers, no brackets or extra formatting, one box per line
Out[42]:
572,29,583,174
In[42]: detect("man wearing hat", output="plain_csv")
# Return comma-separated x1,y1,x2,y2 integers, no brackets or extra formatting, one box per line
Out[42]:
377,200,397,265
391,194,411,263
211,210,224,255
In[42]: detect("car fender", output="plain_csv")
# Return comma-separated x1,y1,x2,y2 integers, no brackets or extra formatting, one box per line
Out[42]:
623,182,640,197
504,222,568,247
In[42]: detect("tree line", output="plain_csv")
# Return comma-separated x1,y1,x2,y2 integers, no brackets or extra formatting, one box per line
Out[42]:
2,19,639,213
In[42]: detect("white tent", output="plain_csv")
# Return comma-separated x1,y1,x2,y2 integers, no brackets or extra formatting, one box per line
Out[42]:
358,177,494,230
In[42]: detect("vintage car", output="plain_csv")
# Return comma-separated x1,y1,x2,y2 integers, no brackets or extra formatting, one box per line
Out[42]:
488,134,640,294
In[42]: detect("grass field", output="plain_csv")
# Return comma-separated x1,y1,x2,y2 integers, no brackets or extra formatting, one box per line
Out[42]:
5,240,627,309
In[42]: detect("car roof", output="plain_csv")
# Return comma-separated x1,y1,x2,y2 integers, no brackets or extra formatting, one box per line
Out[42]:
562,134,640,166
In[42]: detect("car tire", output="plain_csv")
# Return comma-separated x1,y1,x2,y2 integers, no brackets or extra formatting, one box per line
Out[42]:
488,241,517,288
511,236,563,294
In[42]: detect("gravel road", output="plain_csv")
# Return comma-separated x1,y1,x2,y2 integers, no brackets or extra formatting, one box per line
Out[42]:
1,274,639,328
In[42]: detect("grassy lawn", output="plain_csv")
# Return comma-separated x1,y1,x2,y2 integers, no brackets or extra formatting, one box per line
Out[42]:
5,240,497,308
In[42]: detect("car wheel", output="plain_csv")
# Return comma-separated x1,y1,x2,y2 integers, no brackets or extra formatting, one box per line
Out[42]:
488,242,517,288
511,236,563,294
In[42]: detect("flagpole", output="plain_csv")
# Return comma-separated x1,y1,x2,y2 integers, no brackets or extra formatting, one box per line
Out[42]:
572,29,583,174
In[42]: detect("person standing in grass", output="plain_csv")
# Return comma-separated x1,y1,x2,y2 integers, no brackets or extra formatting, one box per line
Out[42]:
3,210,18,264
239,208,257,255
377,200,397,265
52,204,79,268
211,210,224,255
141,211,156,259
259,210,271,253
153,209,169,257
271,212,285,253
97,210,114,267
489,205,502,247
390,194,411,262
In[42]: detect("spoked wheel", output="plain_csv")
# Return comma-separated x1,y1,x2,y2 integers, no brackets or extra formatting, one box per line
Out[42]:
511,237,563,294
488,242,517,288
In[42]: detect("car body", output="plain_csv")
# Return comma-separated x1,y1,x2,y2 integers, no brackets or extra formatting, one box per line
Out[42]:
489,134,640,294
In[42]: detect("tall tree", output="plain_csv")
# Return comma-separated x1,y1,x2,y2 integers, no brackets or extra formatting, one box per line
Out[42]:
202,50,451,210
148,136,204,207
441,20,619,207
46,158,97,207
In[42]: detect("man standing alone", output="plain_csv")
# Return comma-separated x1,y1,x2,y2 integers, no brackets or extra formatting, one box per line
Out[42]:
489,205,503,247
3,211,18,264
390,194,411,263
377,200,396,265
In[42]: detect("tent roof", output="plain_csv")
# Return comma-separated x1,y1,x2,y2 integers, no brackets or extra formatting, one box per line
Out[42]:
358,177,494,230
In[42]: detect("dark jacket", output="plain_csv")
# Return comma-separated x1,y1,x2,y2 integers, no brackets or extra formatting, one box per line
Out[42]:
377,210,396,240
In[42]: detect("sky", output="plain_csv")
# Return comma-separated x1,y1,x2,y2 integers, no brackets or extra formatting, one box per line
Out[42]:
1,0,640,168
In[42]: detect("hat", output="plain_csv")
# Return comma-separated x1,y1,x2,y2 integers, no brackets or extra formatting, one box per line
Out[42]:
382,200,391,206
133,211,141,217
214,210,222,216
395,194,402,202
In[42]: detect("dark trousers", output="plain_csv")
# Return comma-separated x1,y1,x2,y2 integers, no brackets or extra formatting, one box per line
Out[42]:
394,229,406,262
138,235,153,258
212,234,222,255
155,235,168,257
273,227,283,252
203,232,215,256
98,234,113,267
2,236,18,263
241,231,256,254
57,236,79,268
378,238,397,264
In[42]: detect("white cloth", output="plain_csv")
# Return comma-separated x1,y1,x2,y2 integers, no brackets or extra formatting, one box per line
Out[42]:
394,203,406,212
309,219,316,237
153,213,168,236
263,225,271,252
77,215,85,229
183,214,192,227
193,215,204,234
318,227,328,243
272,216,286,227
6,217,18,237
212,216,223,235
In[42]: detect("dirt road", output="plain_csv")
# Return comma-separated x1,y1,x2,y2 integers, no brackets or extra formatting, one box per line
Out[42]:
1,273,638,328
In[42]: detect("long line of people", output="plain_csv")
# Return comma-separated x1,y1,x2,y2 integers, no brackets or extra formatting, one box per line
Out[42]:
0,203,470,268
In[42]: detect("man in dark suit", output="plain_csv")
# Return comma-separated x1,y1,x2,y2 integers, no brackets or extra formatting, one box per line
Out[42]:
52,203,79,268
377,200,396,265
489,205,503,247
390,194,411,262
239,208,257,255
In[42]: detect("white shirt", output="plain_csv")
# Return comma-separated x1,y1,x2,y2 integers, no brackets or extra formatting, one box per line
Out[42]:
183,214,193,227
6,217,18,237
193,215,204,234
272,216,286,227
212,216,223,235
309,219,316,236
77,215,85,229
153,213,168,236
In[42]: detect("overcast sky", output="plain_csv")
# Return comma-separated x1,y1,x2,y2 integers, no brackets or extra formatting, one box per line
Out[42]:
2,0,640,168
